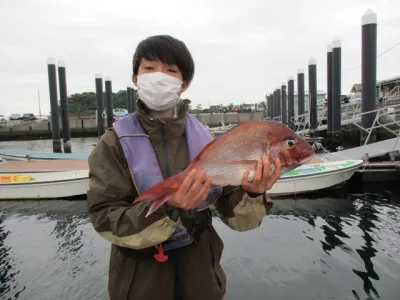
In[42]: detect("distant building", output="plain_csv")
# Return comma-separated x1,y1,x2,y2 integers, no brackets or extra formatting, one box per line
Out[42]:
349,75,400,99
293,90,326,115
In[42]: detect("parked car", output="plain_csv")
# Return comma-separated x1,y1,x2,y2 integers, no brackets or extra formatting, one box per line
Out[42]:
0,114,7,123
232,106,241,113
242,104,252,112
9,113,21,120
18,113,37,121
113,108,128,118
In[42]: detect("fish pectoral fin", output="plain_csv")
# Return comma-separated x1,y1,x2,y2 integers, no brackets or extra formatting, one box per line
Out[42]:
145,195,172,218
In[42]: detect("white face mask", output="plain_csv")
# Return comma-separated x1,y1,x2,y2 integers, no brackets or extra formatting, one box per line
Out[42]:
136,72,183,111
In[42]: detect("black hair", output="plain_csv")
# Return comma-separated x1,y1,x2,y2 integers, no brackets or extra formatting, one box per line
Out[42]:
132,35,195,83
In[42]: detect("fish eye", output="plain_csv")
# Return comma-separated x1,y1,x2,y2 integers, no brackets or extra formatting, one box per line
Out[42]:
286,139,295,147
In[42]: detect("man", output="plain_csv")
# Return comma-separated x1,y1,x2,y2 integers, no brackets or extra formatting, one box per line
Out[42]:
87,35,281,300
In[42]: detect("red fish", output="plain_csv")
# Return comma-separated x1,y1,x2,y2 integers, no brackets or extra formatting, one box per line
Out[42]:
134,120,314,216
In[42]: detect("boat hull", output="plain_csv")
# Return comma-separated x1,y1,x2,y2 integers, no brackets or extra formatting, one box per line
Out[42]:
0,170,89,199
267,159,364,197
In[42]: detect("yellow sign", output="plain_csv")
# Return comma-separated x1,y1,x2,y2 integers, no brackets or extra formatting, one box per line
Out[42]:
0,174,32,183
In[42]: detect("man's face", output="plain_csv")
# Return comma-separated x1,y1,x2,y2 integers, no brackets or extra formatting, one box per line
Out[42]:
133,58,188,95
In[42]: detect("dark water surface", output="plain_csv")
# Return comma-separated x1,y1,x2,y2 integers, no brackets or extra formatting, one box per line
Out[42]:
1,138,399,300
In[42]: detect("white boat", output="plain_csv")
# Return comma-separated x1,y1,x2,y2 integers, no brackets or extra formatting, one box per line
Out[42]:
0,149,89,161
0,159,363,200
267,159,364,197
0,169,89,199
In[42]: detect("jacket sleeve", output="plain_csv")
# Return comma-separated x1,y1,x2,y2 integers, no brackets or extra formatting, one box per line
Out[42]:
213,186,273,232
87,129,179,250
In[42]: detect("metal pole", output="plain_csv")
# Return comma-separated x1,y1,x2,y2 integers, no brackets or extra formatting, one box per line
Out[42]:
276,88,281,121
95,73,105,137
127,84,133,113
327,44,333,148
361,9,377,145
57,60,72,153
132,88,137,112
281,83,287,125
332,38,342,150
297,69,305,118
287,77,295,129
272,90,276,118
308,57,318,135
47,57,62,153
105,77,114,128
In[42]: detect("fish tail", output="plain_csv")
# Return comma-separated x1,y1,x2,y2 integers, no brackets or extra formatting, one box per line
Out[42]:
133,174,184,217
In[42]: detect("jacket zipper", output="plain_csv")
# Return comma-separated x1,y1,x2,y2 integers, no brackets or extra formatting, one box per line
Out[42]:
162,124,171,178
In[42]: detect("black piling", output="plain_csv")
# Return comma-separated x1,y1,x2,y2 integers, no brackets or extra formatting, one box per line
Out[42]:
287,77,295,129
269,93,272,118
332,38,342,151
132,87,137,112
276,88,281,121
281,83,287,125
308,57,318,136
46,57,62,153
327,44,333,149
272,90,277,118
95,74,105,137
361,9,377,145
57,60,71,153
105,77,114,128
127,84,133,113
297,69,305,123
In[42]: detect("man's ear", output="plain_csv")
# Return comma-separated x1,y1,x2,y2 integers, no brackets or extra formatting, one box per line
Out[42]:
132,75,138,87
178,81,190,96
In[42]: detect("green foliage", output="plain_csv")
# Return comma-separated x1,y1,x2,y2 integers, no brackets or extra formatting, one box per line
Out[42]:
67,90,131,116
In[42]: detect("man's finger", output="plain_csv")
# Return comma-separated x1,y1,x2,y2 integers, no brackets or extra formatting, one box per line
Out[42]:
266,158,282,190
176,169,197,203
253,159,263,184
193,177,212,206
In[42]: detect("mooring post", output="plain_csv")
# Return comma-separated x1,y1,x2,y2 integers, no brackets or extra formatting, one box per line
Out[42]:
281,83,287,125
127,84,133,113
271,90,276,119
297,69,305,123
105,77,114,128
46,57,62,153
276,88,281,121
57,60,71,153
287,76,295,130
327,44,333,149
132,87,137,112
361,9,377,145
95,73,105,137
308,57,318,136
332,38,342,151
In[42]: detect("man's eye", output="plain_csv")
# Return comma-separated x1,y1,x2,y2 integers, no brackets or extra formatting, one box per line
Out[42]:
167,69,177,73
144,66,153,70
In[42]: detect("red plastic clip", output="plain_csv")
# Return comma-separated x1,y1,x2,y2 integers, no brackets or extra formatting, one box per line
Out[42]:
154,245,168,262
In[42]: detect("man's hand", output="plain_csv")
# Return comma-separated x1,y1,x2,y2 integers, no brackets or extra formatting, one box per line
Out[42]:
241,156,282,195
167,169,212,210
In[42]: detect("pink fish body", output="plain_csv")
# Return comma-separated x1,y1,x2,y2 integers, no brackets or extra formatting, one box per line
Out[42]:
134,120,314,216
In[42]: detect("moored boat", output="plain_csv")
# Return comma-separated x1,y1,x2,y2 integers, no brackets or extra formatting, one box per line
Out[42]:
267,159,364,197
0,170,89,199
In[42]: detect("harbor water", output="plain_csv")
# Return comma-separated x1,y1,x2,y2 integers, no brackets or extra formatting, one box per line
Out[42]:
1,138,399,300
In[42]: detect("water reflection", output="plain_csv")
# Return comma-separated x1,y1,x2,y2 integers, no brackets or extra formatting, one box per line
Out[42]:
0,188,398,300
31,202,92,279
270,188,399,299
0,213,25,299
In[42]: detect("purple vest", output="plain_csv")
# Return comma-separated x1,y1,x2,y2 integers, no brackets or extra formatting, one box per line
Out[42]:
113,112,222,251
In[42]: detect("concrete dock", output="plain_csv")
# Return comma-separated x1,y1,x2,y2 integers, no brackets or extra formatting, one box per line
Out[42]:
0,112,266,141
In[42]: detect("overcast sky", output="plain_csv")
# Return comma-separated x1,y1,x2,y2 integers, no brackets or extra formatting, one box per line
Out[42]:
0,0,399,116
